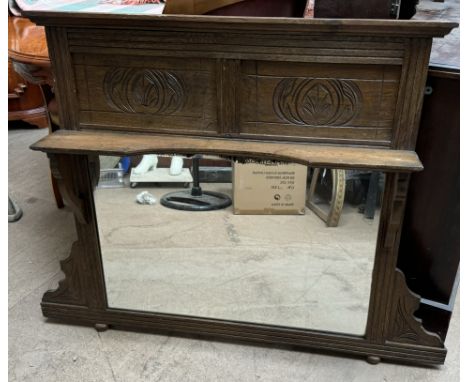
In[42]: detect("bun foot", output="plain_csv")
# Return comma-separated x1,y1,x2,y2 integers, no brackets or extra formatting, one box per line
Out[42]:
95,323,109,332
366,356,381,365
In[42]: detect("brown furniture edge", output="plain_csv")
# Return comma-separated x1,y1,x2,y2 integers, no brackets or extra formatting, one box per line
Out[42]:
36,153,446,365
30,130,424,172
20,11,457,38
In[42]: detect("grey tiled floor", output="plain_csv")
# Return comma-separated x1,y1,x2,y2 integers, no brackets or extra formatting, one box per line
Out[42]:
9,127,459,382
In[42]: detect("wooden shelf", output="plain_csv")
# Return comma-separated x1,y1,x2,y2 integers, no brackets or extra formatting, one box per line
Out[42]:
31,130,423,172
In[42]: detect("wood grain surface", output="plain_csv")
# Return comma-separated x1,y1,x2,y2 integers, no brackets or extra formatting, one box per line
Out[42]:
22,8,457,365
31,130,423,171
23,12,457,38
8,16,49,66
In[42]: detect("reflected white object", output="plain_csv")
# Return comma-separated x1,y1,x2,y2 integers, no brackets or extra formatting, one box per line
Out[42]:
130,168,193,188
136,191,157,205
134,154,158,175
169,156,184,176
130,154,192,187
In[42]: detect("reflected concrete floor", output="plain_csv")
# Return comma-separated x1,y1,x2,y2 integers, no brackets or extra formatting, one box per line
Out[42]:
95,185,378,335
9,127,460,382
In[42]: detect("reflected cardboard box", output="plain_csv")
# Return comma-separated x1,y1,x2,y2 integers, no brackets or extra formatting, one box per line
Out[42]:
233,160,307,215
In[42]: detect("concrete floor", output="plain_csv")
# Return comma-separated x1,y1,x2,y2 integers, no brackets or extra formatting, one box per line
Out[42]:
95,182,379,335
9,127,459,382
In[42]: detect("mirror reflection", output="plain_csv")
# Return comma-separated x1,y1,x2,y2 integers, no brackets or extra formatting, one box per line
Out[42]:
93,153,385,335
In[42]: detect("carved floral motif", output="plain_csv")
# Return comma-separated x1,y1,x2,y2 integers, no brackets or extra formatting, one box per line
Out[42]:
273,78,362,126
43,241,87,306
104,68,185,114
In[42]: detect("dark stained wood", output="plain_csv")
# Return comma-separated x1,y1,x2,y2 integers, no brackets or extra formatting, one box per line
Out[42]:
178,0,274,15
31,130,424,172
39,303,446,365
392,38,433,149
42,154,108,309
386,270,443,347
20,4,457,365
164,0,247,14
162,0,307,17
314,0,394,19
48,153,89,224
239,62,400,146
21,16,454,149
24,13,457,38
45,26,79,133
50,170,65,209
74,55,218,135
205,0,307,17
217,58,240,135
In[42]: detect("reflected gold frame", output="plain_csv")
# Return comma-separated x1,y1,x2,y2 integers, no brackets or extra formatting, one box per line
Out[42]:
307,168,346,227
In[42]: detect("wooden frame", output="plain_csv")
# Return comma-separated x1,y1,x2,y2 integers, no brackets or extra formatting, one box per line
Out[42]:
23,8,456,366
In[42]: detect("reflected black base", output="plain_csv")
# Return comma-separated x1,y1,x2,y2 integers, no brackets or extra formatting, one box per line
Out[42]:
160,190,232,211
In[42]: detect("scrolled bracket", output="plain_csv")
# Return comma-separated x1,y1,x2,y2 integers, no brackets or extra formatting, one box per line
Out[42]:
387,269,444,347
42,240,86,306
48,153,89,224
385,174,443,347
42,154,106,311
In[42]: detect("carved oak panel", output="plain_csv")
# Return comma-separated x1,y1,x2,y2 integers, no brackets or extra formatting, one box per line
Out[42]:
273,78,363,126
73,55,218,135
103,68,186,114
239,62,400,146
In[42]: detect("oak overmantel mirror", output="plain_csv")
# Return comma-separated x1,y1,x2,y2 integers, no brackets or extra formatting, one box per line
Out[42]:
22,1,457,366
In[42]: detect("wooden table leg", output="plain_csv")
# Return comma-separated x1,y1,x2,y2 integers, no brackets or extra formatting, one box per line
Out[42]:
51,172,64,209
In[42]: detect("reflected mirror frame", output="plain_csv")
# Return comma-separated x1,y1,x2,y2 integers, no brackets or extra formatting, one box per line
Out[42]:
39,152,446,366
306,168,347,227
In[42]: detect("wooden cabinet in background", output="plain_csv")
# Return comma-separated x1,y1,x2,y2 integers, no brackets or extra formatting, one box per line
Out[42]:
8,14,52,129
8,58,48,128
